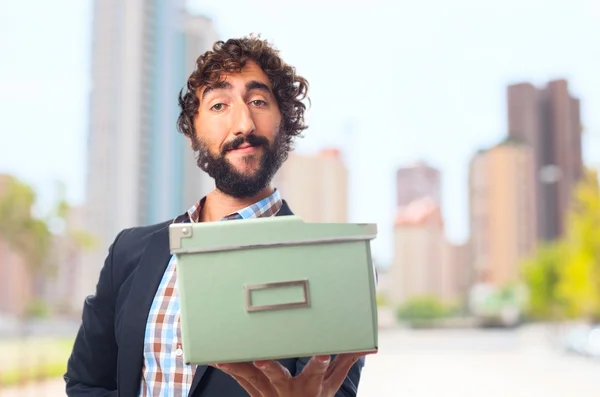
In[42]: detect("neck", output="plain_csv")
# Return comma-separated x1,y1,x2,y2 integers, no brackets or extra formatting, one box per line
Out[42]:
200,186,276,222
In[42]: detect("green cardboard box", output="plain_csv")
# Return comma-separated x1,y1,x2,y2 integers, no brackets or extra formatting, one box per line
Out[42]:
169,216,378,365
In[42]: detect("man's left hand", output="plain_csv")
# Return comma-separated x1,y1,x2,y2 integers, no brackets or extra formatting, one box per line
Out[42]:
212,353,365,397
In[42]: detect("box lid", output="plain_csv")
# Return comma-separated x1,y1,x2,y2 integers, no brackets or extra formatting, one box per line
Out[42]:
169,216,377,255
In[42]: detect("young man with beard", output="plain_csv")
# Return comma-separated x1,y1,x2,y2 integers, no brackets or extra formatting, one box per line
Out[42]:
64,36,368,397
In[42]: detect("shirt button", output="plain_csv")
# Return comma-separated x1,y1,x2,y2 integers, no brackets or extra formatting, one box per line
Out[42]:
175,348,183,357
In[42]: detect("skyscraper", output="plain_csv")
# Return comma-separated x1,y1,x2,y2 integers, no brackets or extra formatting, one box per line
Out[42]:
468,139,537,287
396,161,441,207
181,15,219,205
80,1,218,303
441,241,470,305
507,79,583,241
273,149,348,223
389,197,445,305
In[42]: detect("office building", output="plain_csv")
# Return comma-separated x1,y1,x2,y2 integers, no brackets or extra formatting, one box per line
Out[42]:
388,197,446,305
273,148,348,223
396,161,441,207
468,139,537,287
441,241,470,305
507,79,583,241
81,1,219,302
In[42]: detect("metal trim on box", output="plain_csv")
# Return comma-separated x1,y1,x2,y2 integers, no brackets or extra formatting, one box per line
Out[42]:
169,224,193,250
171,234,376,255
245,280,310,313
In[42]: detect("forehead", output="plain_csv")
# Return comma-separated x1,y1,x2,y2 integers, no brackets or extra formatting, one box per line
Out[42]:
199,61,273,97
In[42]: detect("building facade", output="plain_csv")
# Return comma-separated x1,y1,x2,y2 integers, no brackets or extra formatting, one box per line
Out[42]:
468,140,537,287
273,148,348,223
388,198,446,305
0,239,32,317
440,241,470,305
396,161,441,207
507,79,583,242
81,1,219,303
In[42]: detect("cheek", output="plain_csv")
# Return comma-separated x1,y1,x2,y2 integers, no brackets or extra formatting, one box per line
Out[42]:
255,112,282,137
196,137,220,156
194,116,228,150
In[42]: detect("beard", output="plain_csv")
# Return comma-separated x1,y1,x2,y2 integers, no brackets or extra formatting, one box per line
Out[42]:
191,132,288,199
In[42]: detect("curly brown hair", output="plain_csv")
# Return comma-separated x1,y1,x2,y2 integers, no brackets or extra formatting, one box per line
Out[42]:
177,35,310,153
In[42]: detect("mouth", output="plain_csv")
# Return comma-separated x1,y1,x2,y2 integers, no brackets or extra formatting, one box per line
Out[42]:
228,143,259,154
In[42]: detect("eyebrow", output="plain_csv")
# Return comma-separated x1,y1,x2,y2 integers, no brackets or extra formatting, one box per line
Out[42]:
201,80,272,100
201,80,232,100
245,80,272,96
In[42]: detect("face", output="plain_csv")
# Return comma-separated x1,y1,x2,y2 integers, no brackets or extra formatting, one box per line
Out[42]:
191,61,287,198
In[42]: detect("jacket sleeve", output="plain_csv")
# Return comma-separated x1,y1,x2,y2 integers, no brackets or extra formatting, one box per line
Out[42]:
295,355,365,397
63,230,126,396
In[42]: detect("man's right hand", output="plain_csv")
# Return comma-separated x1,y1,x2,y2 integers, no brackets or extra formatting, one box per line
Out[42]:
212,352,369,397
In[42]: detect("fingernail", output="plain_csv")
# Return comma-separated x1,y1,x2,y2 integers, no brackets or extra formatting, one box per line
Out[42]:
317,355,330,364
254,360,268,368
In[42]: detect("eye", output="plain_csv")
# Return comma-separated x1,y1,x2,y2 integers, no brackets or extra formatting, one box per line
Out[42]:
250,99,267,107
210,103,225,111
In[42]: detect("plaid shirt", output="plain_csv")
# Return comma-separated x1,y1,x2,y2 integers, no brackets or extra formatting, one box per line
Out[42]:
139,190,283,397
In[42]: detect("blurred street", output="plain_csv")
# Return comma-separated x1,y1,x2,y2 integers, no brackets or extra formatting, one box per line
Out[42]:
359,325,600,396
2,324,600,397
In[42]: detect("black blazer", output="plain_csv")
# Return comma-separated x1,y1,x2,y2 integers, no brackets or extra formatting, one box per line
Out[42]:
64,201,365,396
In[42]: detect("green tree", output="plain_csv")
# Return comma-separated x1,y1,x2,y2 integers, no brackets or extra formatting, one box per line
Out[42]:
0,175,54,384
31,180,96,315
521,242,565,319
396,296,451,325
0,176,98,385
46,181,96,260
557,169,600,321
522,168,600,322
0,175,52,279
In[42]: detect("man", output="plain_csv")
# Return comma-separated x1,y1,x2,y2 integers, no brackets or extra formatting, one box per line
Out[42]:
64,36,369,397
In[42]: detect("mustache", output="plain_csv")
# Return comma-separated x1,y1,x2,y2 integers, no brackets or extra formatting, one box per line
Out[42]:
221,134,269,154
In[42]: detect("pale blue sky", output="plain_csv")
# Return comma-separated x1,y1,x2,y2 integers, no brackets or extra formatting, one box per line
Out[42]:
0,0,599,263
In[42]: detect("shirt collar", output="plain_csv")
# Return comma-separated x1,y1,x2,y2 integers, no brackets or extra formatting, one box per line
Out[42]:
183,189,282,223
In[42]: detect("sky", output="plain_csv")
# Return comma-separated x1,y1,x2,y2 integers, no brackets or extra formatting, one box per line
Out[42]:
0,0,599,263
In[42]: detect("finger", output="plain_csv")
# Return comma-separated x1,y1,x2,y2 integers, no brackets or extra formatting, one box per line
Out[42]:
254,360,292,394
324,353,365,389
298,355,330,380
326,353,361,373
296,355,330,395
228,373,264,397
216,362,273,397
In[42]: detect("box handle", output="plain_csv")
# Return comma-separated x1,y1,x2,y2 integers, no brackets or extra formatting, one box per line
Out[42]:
245,280,310,313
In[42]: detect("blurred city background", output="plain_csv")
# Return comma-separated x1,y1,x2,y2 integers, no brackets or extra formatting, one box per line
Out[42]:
1,0,600,396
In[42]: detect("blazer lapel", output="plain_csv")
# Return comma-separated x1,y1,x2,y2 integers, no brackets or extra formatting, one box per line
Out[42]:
187,201,294,396
278,199,293,216
119,223,172,397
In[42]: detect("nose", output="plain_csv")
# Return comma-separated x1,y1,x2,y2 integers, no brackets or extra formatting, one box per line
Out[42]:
232,102,255,136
